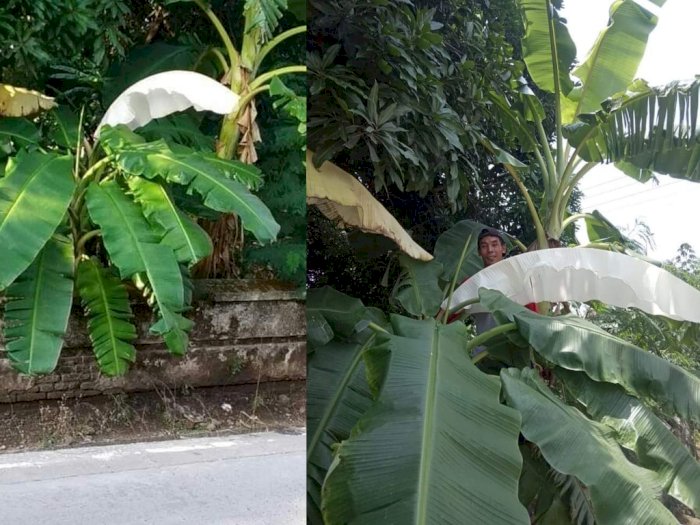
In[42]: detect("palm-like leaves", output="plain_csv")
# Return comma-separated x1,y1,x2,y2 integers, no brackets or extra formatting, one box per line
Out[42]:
392,255,443,317
518,0,576,96
2,236,74,375
559,369,700,514
307,287,389,525
501,368,677,524
244,0,287,41
570,79,700,182
128,177,212,266
76,258,137,376
481,289,700,424
101,125,280,244
1,64,283,376
562,0,663,122
85,181,189,355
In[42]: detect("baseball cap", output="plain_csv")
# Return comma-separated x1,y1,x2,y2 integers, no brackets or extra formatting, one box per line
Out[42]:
478,228,505,244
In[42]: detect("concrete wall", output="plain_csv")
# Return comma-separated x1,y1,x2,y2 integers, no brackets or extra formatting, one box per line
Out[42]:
0,280,306,403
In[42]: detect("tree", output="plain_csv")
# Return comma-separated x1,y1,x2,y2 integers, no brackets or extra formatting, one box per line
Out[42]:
307,0,554,308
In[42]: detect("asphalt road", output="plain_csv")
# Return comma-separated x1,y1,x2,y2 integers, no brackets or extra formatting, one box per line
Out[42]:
0,430,305,524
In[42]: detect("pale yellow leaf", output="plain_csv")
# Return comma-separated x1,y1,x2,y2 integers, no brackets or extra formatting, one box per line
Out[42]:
307,150,433,261
0,84,56,117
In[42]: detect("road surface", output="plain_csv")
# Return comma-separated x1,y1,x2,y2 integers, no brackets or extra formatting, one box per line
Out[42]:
0,430,305,524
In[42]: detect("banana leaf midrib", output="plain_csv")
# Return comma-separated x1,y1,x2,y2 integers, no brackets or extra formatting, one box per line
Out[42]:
151,152,277,240
101,182,153,274
307,334,376,462
94,262,121,372
546,1,563,101
27,247,47,375
416,326,441,522
55,116,72,149
204,156,261,187
0,128,36,144
0,155,56,239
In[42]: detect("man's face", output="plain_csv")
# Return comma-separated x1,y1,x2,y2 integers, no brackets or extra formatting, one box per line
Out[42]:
478,236,506,267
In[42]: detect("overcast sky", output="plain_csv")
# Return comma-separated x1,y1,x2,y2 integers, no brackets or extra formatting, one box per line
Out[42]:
560,0,700,261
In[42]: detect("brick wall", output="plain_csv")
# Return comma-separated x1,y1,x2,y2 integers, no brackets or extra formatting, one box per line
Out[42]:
0,280,306,403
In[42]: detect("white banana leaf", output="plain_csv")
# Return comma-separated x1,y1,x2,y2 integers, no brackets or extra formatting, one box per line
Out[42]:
443,248,700,323
96,71,240,136
306,150,432,261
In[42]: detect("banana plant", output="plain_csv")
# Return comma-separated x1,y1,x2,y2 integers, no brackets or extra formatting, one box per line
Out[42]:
0,74,280,376
159,0,305,276
487,0,700,251
163,0,305,161
308,219,700,524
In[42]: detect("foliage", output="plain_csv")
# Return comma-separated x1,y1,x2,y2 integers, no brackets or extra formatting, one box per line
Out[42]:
309,219,700,523
590,244,700,372
0,105,279,376
0,0,133,88
310,1,700,523
467,0,700,253
309,0,538,209
307,0,562,308
243,66,306,285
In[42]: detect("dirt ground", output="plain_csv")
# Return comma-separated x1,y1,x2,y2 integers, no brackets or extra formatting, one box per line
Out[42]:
0,381,305,452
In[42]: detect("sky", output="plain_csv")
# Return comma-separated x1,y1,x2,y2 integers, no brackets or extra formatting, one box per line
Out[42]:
559,0,700,261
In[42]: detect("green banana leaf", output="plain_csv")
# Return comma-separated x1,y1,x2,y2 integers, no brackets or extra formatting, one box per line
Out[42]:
501,367,677,524
128,177,212,266
392,255,443,318
86,181,163,278
197,152,264,191
50,107,81,149
306,286,375,340
0,118,40,149
307,311,333,349
0,150,74,289
307,287,390,524
517,0,576,96
558,368,700,514
519,444,596,525
2,236,74,375
85,181,190,354
308,337,385,525
486,91,540,153
562,0,665,123
571,79,700,182
139,114,216,152
76,258,137,377
584,209,647,253
100,125,279,244
480,289,700,425
322,316,529,525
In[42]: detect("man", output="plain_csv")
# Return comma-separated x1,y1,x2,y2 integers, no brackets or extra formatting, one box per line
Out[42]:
470,228,508,345
441,227,537,355
477,227,507,267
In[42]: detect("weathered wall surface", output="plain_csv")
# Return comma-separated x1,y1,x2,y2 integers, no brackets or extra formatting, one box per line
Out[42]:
0,280,305,403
